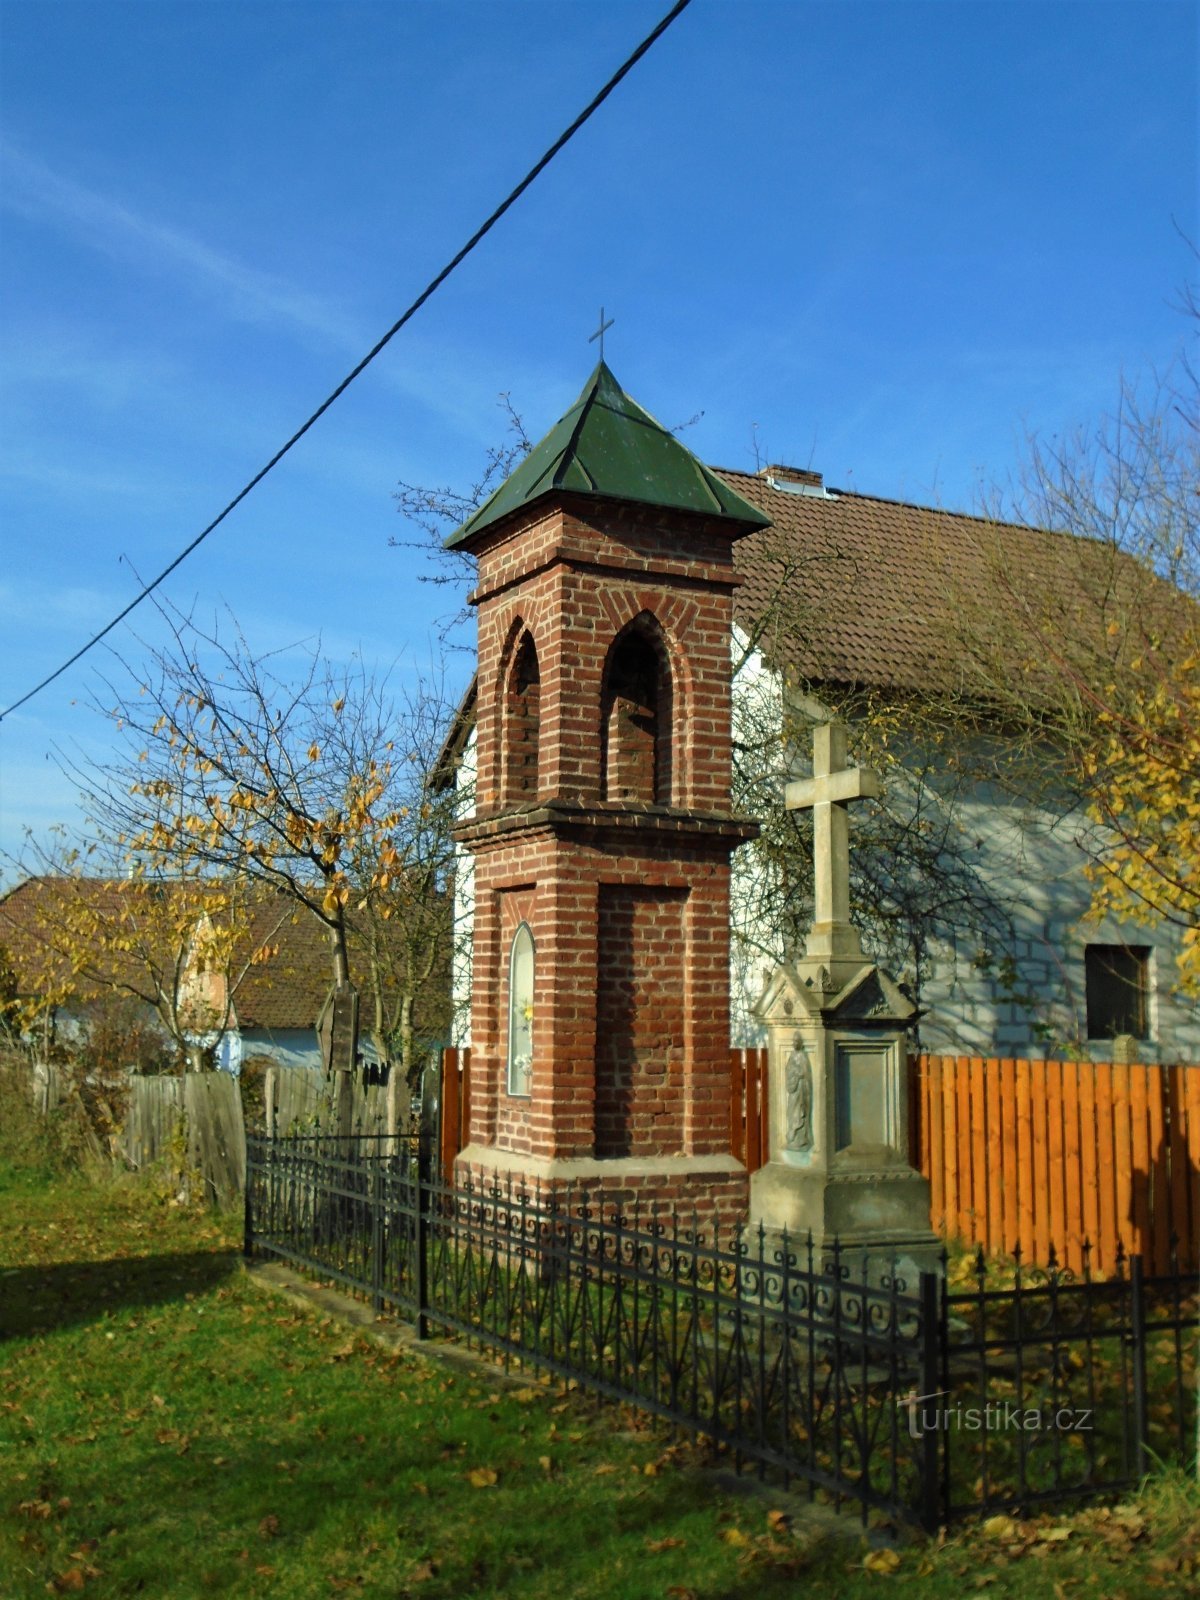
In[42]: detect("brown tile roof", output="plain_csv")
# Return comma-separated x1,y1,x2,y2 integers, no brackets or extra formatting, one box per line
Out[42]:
436,466,1193,752
1,878,355,1032
717,468,1192,697
232,896,334,1030
0,877,158,1004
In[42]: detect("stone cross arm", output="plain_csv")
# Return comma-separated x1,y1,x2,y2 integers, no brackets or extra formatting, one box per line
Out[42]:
784,722,881,934
784,765,881,811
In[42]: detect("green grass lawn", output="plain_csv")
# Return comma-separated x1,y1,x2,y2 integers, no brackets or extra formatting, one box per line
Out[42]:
1,1156,1196,1600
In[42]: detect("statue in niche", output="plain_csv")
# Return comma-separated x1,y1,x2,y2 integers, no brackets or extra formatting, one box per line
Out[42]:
507,922,535,1097
784,1032,813,1152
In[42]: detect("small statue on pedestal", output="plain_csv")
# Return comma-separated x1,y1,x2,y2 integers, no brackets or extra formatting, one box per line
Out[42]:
784,1033,813,1153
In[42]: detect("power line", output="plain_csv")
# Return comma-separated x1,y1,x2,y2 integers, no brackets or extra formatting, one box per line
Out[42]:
1,0,694,724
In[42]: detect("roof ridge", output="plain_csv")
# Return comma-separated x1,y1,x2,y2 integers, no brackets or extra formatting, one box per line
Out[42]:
709,465,1119,547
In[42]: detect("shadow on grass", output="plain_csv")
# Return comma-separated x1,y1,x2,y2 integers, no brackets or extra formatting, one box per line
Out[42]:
0,1250,239,1340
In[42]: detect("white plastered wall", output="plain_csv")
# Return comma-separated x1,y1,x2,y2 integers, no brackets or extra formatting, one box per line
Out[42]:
728,639,1200,1064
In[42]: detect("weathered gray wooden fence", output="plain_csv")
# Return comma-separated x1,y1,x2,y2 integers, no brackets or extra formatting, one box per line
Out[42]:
122,1072,246,1209
263,1065,390,1138
30,1058,60,1116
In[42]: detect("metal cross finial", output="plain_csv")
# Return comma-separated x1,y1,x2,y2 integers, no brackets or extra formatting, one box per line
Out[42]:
588,307,614,360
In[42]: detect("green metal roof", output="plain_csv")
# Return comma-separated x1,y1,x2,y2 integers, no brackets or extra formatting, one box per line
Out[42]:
445,361,772,548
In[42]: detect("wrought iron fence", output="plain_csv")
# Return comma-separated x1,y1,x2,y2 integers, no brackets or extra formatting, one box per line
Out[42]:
937,1242,1198,1521
244,1134,1198,1531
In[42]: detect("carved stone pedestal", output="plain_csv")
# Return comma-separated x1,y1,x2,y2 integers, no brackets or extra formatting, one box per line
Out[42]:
749,958,941,1286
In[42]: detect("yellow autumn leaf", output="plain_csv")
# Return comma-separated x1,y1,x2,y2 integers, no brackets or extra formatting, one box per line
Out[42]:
467,1467,497,1488
721,1527,750,1548
981,1513,1019,1539
863,1546,901,1574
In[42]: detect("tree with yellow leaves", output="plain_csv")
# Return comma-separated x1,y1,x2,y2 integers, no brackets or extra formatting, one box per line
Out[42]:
962,347,1199,999
68,601,459,1102
1079,639,1199,996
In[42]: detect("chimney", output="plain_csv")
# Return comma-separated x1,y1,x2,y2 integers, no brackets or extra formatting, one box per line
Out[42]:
758,464,823,488
757,464,831,499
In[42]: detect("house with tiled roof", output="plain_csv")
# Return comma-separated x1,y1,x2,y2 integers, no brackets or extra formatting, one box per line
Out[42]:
437,363,1200,1067
0,878,353,1071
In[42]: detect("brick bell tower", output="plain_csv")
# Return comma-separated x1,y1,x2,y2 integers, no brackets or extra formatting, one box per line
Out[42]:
449,361,768,1232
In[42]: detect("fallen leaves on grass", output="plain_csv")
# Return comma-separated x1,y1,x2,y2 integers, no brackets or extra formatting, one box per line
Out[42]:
466,1467,497,1488
48,1574,86,1595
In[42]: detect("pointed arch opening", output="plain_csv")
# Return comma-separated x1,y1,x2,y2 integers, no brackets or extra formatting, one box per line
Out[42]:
503,628,541,802
600,616,674,806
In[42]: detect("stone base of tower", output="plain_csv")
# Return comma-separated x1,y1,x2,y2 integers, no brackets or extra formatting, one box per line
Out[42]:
455,1145,749,1241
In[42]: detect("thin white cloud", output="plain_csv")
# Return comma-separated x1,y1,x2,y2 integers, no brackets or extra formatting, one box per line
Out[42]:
0,331,180,413
0,140,543,447
0,578,133,631
1,141,358,346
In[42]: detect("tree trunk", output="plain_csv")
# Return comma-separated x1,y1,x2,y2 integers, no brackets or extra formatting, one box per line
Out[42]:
185,1039,213,1073
329,907,350,991
385,992,416,1143
400,993,415,1098
326,907,356,1143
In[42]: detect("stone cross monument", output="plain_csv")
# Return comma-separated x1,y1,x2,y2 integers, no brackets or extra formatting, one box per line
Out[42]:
785,723,880,978
750,722,939,1276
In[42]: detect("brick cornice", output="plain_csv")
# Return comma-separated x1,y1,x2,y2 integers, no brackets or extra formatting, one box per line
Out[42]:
454,799,758,851
468,546,744,609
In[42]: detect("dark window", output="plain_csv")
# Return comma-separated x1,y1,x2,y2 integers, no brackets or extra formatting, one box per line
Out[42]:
1085,944,1150,1040
601,625,672,805
504,632,540,800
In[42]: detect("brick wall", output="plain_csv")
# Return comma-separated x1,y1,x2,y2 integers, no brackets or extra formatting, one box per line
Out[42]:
595,885,688,1157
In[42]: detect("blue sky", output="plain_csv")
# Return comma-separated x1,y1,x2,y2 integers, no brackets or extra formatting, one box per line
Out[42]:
1,0,1195,875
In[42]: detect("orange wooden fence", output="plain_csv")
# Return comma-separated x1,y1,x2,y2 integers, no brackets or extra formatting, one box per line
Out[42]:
913,1054,1200,1276
437,1046,1199,1275
438,1045,472,1180
729,1046,770,1171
